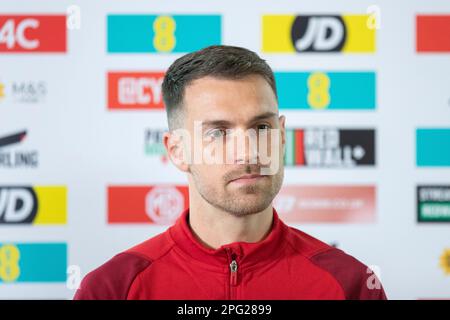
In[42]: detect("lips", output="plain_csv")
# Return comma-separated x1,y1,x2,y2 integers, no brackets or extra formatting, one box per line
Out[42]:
229,174,266,184
233,174,262,180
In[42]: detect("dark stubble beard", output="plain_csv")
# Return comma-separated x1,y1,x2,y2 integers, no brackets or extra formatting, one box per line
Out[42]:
190,164,284,217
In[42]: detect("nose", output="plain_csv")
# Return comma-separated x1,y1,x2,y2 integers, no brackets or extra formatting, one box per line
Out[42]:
228,128,259,165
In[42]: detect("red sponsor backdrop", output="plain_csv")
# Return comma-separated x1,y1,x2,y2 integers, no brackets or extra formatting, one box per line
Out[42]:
0,15,66,52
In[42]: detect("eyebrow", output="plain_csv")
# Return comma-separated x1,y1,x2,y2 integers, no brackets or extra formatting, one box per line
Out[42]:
202,111,278,128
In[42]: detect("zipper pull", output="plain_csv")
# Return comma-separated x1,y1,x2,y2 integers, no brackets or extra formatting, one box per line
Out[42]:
229,259,238,286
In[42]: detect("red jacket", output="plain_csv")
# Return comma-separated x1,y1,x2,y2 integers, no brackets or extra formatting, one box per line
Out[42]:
74,208,387,300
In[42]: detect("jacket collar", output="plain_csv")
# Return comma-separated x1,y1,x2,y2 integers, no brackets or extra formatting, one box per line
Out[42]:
168,207,289,268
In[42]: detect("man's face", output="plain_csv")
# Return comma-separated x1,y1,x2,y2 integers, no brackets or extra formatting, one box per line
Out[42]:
175,74,285,216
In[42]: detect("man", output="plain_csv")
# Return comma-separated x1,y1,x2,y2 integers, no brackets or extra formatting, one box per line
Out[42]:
74,45,387,300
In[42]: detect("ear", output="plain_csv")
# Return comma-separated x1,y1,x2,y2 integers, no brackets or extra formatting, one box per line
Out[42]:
279,115,286,151
163,130,190,173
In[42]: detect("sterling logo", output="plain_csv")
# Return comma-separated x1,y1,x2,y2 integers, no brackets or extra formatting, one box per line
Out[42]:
263,14,376,53
0,130,39,168
0,130,26,148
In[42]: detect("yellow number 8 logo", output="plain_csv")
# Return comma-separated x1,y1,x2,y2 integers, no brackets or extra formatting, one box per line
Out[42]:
153,15,176,52
307,72,331,110
0,244,20,282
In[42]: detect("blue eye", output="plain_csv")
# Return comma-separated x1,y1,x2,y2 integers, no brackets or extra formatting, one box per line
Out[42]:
208,129,227,139
258,124,271,131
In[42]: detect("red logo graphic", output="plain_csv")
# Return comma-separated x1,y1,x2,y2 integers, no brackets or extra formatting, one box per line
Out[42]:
417,15,450,52
0,15,66,52
274,185,376,223
108,185,189,224
108,72,165,110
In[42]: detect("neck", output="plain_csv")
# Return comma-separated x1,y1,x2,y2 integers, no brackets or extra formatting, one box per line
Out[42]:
188,189,274,250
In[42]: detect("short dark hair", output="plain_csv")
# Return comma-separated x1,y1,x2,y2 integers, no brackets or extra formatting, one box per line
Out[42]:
162,45,277,130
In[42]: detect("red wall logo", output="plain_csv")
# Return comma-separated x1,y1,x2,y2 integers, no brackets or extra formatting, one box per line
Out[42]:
0,15,66,53
108,72,165,110
108,185,188,224
417,15,450,52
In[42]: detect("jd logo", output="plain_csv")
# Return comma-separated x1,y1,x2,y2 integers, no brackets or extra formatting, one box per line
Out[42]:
0,187,37,223
292,15,346,52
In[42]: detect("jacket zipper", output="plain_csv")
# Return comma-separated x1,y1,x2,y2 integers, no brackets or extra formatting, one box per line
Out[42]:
228,250,238,299
230,259,238,286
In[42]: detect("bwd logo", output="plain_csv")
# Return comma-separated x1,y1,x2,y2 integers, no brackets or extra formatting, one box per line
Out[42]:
108,185,188,224
108,72,164,110
284,128,375,167
0,80,47,104
0,15,66,53
144,128,168,163
0,130,38,168
0,186,67,225
417,186,450,223
263,14,376,53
